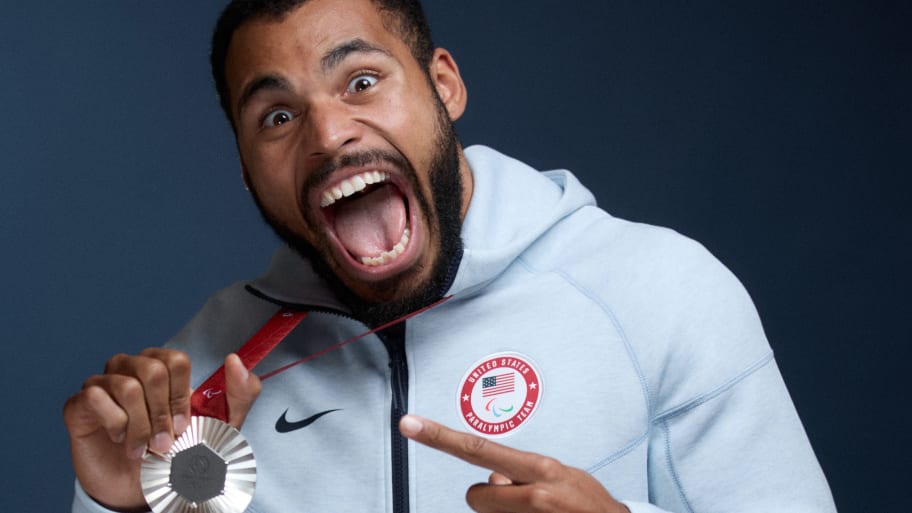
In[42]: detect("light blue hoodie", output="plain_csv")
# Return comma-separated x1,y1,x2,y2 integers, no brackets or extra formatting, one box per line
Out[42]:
74,145,836,512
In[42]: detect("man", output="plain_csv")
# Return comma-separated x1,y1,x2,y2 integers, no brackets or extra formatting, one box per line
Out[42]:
65,0,837,512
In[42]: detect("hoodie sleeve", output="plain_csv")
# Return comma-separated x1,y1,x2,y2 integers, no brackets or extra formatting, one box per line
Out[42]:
642,355,836,512
578,219,837,512
622,501,675,513
72,482,147,513
622,229,836,512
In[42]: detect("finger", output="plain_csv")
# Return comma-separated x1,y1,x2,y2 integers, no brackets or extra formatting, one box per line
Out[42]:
105,353,174,454
140,348,192,435
225,353,262,428
86,373,155,459
465,482,511,513
467,482,555,513
400,415,552,483
488,472,513,486
63,383,129,444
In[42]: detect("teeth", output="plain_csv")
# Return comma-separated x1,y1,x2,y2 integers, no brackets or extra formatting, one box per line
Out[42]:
320,171,390,207
361,227,410,267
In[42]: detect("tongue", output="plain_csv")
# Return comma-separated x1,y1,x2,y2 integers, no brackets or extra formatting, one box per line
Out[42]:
333,184,407,259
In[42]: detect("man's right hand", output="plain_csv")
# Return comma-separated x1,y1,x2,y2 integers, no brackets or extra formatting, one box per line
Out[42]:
63,349,261,512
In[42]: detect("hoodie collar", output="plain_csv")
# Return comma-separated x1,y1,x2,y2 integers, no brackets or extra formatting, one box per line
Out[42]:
247,246,351,313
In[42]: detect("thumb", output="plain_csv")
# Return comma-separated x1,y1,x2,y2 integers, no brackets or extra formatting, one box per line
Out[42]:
224,353,262,428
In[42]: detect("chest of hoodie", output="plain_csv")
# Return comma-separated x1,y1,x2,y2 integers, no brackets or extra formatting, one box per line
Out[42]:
230,271,648,510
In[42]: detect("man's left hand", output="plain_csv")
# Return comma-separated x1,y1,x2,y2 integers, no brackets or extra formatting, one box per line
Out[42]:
399,414,630,513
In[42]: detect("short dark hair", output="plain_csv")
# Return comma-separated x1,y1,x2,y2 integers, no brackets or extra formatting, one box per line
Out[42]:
210,0,435,129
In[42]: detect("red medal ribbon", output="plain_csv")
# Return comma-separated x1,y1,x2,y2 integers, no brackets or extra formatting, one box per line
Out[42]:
190,309,308,420
188,295,451,421
190,296,453,422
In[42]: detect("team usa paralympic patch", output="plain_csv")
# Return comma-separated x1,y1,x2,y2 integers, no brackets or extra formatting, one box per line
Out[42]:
457,352,542,438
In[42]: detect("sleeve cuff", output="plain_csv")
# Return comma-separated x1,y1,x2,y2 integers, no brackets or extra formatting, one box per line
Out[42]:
72,481,150,513
621,500,674,513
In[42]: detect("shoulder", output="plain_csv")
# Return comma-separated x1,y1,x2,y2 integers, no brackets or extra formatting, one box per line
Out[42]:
527,207,729,296
527,211,773,414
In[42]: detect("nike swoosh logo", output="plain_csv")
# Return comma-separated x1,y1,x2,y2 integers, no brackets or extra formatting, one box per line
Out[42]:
275,408,341,433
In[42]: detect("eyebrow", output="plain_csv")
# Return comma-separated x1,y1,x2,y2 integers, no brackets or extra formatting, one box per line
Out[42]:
236,74,292,118
320,38,392,74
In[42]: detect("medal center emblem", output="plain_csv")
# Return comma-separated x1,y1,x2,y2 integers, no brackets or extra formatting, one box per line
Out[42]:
170,443,227,503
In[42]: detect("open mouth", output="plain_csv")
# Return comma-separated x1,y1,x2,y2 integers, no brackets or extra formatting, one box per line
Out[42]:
318,169,415,270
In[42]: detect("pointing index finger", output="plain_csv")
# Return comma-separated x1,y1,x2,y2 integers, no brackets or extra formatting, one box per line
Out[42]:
400,414,552,484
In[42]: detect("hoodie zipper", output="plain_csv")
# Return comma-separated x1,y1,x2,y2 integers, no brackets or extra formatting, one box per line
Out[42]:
244,286,413,511
378,322,409,513
245,283,468,513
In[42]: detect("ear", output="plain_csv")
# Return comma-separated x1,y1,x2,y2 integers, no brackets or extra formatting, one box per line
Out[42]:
429,48,467,122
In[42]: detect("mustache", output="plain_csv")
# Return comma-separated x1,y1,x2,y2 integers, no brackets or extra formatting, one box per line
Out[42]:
303,149,413,193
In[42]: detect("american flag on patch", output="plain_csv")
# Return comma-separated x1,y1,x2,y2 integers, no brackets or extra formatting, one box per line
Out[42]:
482,372,515,397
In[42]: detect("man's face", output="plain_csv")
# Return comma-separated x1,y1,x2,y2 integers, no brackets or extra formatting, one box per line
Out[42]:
224,0,470,320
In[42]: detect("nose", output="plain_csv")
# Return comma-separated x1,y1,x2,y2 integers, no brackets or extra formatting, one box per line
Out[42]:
302,100,362,158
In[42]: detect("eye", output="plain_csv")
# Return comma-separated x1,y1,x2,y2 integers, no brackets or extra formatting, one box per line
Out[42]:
262,109,294,128
347,74,378,93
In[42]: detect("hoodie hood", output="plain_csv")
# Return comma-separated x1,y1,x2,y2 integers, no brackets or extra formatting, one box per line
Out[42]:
449,145,597,296
248,145,596,307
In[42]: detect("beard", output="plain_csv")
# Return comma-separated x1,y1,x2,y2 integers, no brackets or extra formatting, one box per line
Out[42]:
247,98,464,327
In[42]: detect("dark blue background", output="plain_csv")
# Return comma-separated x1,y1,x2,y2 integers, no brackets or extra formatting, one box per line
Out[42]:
1,2,908,511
